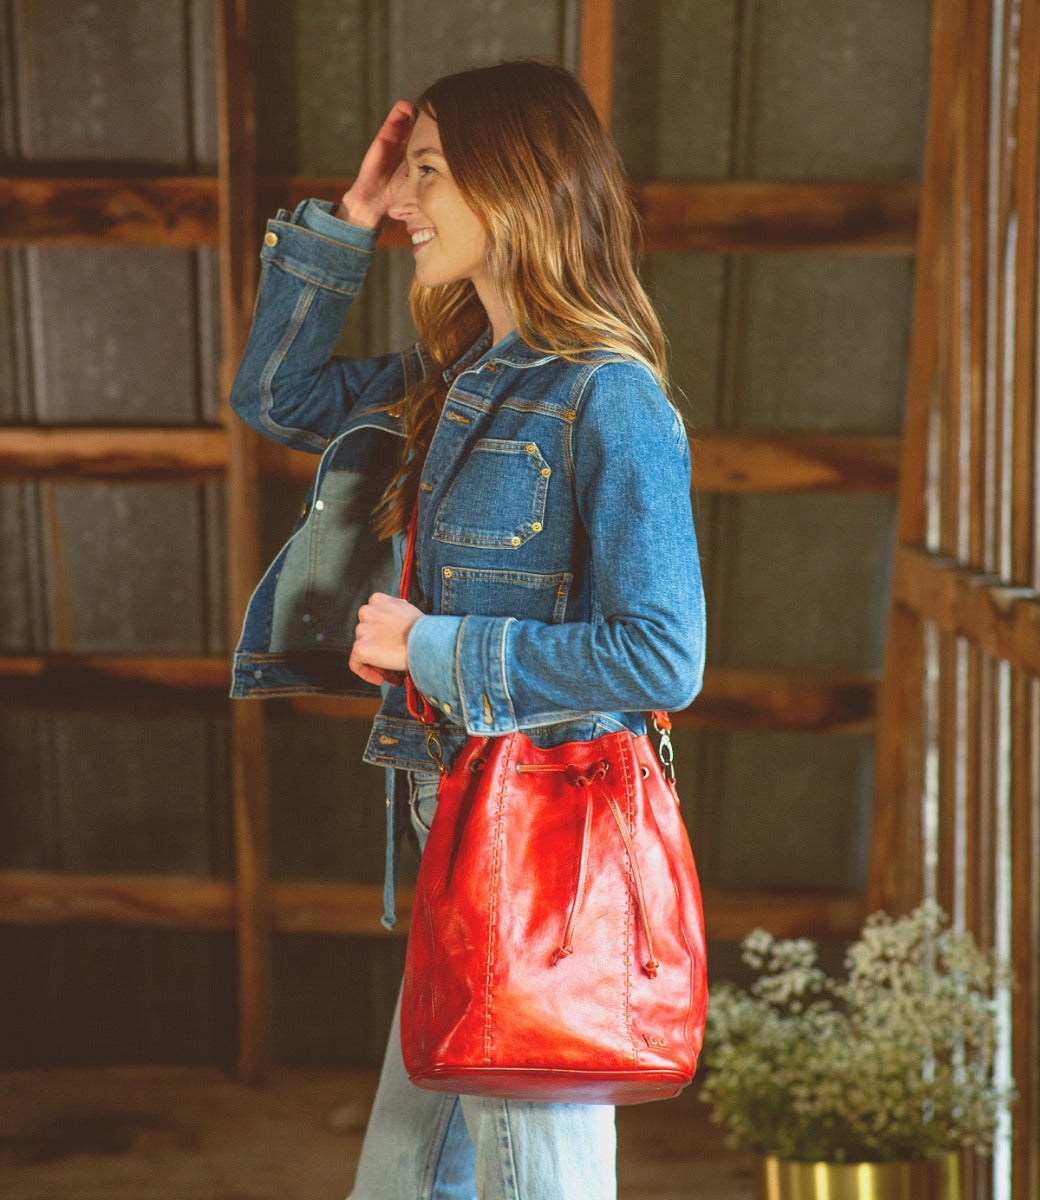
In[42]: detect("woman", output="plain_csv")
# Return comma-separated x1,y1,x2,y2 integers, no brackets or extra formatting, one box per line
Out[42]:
230,59,705,1200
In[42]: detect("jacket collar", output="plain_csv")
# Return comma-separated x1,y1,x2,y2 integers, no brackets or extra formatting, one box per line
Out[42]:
442,328,560,382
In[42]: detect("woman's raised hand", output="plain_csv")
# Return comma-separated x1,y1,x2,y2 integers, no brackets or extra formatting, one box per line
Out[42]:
336,100,415,230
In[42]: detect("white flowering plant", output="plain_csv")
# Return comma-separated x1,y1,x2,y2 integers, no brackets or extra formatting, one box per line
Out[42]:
699,902,1011,1163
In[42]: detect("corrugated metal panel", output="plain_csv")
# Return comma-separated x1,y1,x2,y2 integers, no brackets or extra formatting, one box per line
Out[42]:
643,255,728,424
714,732,875,890
266,711,386,883
709,493,895,671
10,0,215,165
612,0,930,181
613,0,741,180
47,712,232,876
271,935,406,1067
39,482,226,654
0,712,52,869
252,0,371,176
0,927,236,1067
388,0,569,100
744,0,931,180
25,248,217,425
0,481,45,649
733,255,915,433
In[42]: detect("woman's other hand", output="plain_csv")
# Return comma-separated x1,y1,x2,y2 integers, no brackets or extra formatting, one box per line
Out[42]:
336,101,414,230
349,592,424,685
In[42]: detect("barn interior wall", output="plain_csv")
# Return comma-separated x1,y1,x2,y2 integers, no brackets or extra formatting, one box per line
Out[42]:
0,0,930,1066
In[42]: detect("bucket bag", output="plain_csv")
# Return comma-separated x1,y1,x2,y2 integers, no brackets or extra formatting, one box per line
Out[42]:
397,509,708,1105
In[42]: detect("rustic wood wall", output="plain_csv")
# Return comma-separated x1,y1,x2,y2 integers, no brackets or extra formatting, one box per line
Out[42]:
869,1,1040,1196
1,0,932,1082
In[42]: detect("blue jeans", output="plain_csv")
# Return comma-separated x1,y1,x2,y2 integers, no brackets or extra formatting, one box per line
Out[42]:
348,775,617,1200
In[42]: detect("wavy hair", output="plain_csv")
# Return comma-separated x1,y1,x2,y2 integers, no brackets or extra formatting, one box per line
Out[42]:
375,59,668,537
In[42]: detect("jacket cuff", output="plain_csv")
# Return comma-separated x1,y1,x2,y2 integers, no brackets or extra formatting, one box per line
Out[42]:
407,616,464,720
293,198,380,251
454,615,519,735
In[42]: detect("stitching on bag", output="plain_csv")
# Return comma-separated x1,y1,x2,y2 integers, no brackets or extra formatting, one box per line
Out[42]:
483,736,511,1063
619,739,641,1067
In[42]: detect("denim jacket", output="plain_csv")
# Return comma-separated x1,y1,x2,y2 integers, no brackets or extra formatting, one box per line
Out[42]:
229,200,706,921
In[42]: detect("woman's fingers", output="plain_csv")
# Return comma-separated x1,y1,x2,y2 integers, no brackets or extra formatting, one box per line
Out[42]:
341,101,414,227
352,592,423,673
348,644,402,687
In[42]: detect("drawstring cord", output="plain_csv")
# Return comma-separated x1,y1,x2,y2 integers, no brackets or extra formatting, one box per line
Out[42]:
521,760,660,978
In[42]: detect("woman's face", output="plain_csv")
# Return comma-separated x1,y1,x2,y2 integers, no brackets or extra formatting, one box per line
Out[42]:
388,112,492,293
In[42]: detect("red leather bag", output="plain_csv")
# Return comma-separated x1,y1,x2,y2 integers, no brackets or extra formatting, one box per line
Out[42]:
400,718,709,1105
396,505,708,1104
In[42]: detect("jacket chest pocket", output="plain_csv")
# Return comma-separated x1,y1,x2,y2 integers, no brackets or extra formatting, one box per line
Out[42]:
432,438,550,549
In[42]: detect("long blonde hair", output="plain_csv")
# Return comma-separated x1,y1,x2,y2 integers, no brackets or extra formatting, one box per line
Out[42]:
375,59,668,537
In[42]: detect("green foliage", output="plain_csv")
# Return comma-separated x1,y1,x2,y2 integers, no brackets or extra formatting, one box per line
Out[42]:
699,902,1012,1163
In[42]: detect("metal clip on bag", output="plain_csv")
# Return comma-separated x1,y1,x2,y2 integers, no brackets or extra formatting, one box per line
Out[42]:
397,508,708,1105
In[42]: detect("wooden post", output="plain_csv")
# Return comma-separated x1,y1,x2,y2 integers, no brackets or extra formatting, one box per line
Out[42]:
216,0,270,1083
580,0,613,128
1010,0,1040,1189
867,0,966,914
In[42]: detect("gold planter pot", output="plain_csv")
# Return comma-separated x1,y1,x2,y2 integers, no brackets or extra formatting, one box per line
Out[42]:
756,1154,961,1200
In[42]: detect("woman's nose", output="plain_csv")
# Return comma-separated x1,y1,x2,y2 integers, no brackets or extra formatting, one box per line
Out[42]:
386,165,414,221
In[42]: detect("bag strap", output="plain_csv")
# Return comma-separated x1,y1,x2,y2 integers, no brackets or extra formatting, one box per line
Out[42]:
398,502,674,777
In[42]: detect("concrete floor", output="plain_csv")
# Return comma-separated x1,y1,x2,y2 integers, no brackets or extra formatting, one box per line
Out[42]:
0,1067,755,1199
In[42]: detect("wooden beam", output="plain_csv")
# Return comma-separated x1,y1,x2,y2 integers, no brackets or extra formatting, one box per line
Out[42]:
0,871,234,929
0,654,228,713
636,181,919,255
0,175,219,247
690,432,900,492
2,175,918,255
0,655,877,733
258,433,901,494
894,544,1040,675
0,427,227,480
0,870,865,941
286,666,878,734
692,667,877,733
0,426,898,491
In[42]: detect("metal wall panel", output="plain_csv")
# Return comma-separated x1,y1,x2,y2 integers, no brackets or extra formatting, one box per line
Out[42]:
25,248,215,424
40,482,226,655
745,0,931,180
612,0,930,181
709,493,895,671
714,732,875,890
266,711,387,883
271,935,406,1067
387,0,569,100
47,712,232,876
0,481,45,649
0,251,31,419
9,0,215,166
644,255,914,433
0,927,236,1067
0,712,50,869
733,255,914,432
613,0,741,180
643,255,729,422
253,0,371,176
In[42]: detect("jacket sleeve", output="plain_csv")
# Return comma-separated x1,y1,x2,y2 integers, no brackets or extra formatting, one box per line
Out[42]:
229,200,409,452
407,361,706,732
